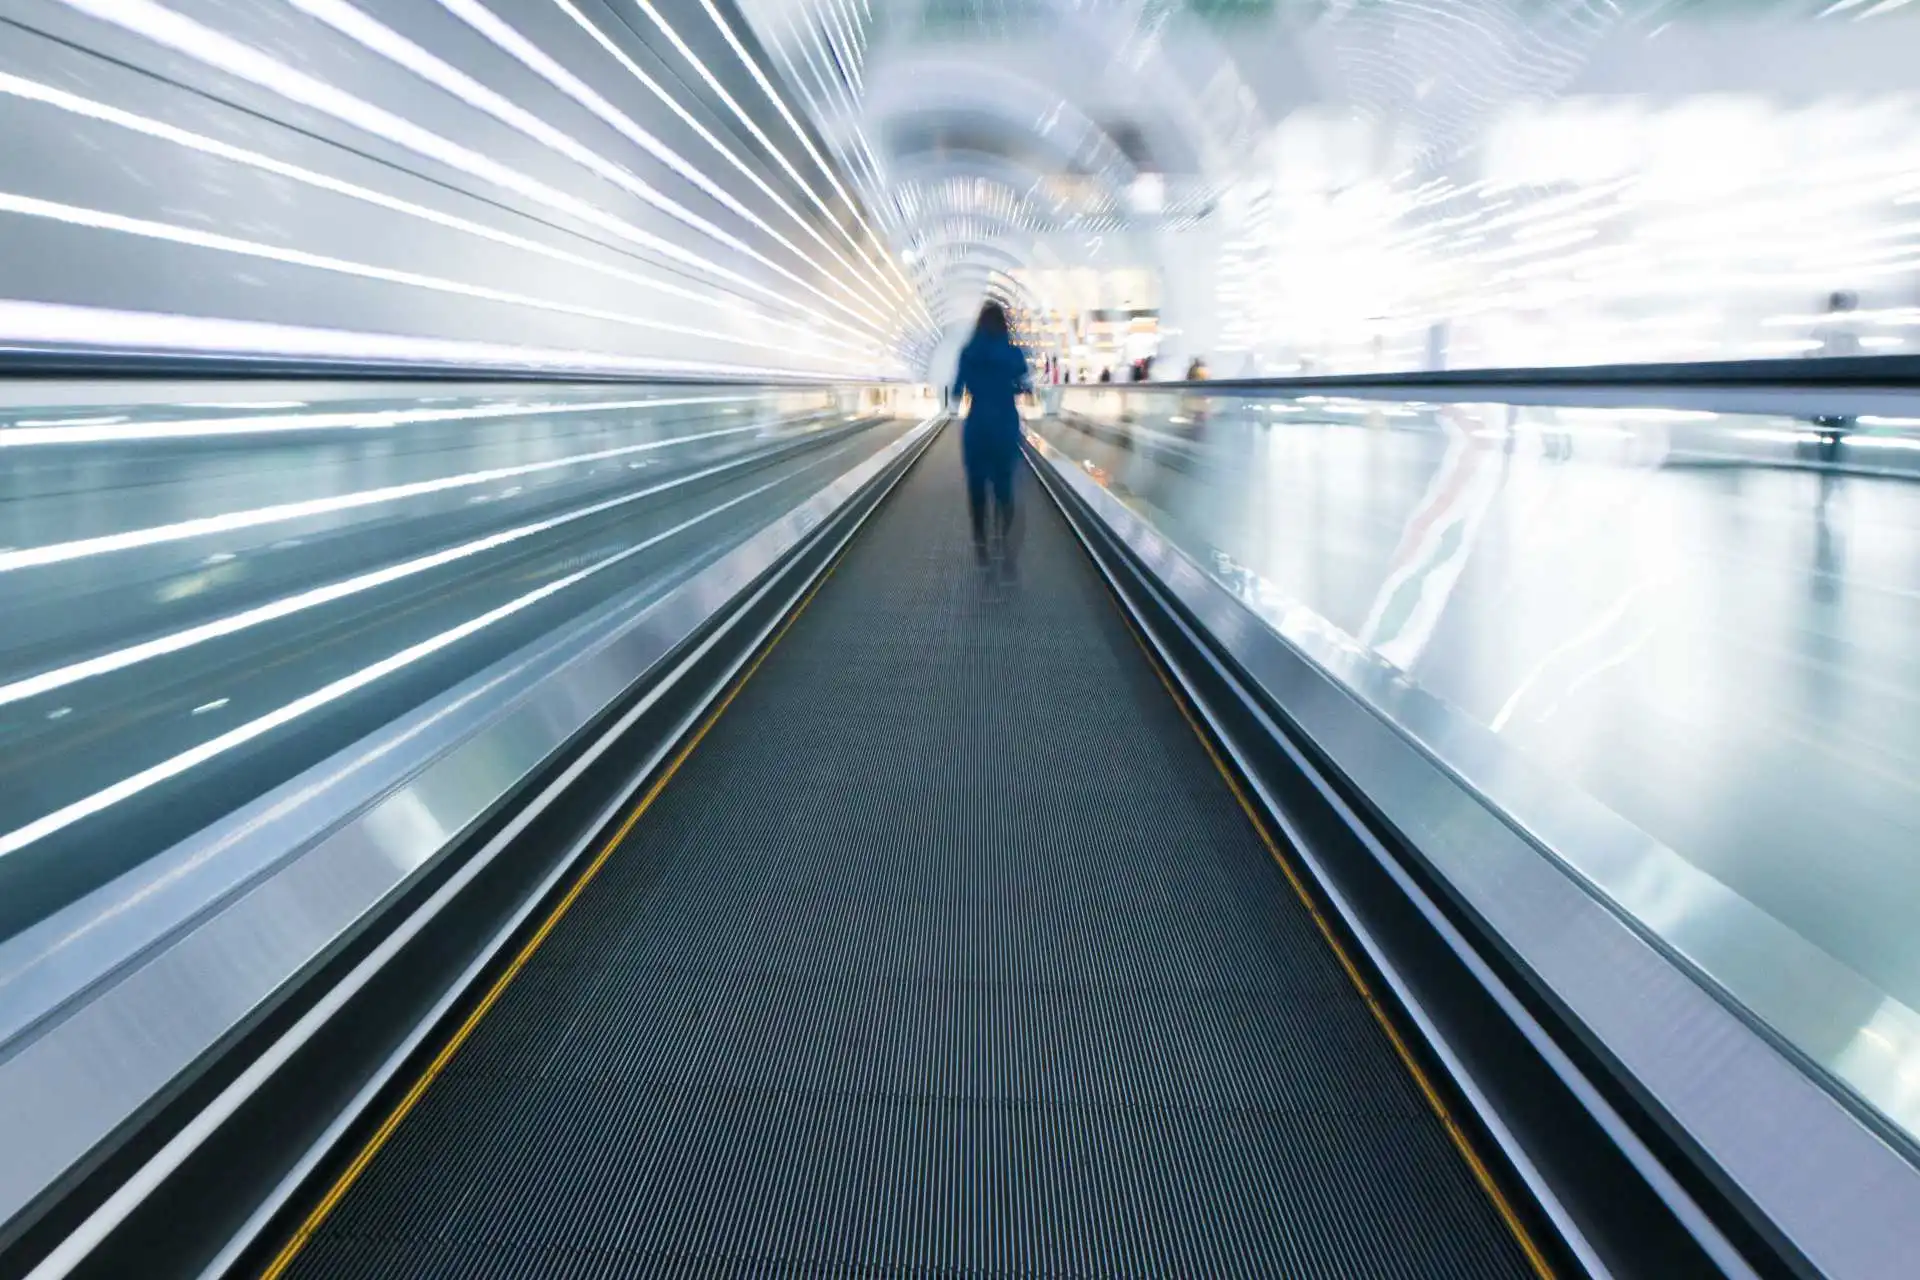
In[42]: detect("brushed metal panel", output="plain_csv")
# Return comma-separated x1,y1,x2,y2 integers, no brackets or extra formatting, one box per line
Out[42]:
1029,428,1920,1280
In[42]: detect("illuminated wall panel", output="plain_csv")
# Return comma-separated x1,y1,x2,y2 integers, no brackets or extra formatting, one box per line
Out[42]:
0,0,932,376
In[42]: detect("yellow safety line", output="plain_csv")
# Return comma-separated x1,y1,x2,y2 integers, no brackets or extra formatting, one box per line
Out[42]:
266,426,1546,1278
259,549,852,1280
1107,594,1558,1280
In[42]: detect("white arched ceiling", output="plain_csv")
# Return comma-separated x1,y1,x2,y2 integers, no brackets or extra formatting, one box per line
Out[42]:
9,0,1918,382
0,0,949,377
736,0,1920,378
735,0,1260,369
11,0,1915,380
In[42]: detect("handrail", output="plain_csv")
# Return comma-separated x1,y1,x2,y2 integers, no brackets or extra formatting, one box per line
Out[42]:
1051,356,1920,419
1073,353,1920,392
0,347,912,385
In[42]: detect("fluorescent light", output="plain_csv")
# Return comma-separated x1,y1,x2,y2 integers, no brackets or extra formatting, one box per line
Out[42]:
174,401,310,410
629,0,924,316
0,72,850,349
546,0,904,313
0,437,870,863
1843,433,1920,450
0,299,874,381
0,393,753,447
439,0,885,311
0,191,870,360
50,0,879,344
0,436,818,706
0,420,776,572
285,0,891,335
1726,428,1826,444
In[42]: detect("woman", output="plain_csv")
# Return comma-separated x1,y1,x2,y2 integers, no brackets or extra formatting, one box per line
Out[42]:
951,301,1030,564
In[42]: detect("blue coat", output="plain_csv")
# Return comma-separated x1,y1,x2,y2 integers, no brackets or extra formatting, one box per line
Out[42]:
952,332,1030,469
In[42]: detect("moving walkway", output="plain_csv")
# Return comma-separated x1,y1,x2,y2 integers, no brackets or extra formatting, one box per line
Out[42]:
4,381,1917,1280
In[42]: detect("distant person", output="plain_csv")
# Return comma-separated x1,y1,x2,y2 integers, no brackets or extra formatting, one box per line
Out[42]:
951,300,1030,567
1809,291,1861,464
1814,290,1861,358
1179,356,1212,431
1098,367,1112,384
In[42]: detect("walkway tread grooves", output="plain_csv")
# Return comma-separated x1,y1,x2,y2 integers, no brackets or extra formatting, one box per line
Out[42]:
289,428,1536,1280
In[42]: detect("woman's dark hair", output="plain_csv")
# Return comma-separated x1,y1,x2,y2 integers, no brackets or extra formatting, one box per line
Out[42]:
974,300,1009,338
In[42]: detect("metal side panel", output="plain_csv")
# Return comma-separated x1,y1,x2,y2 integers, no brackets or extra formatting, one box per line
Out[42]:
0,413,941,1245
1024,428,1920,1280
1050,386,1920,480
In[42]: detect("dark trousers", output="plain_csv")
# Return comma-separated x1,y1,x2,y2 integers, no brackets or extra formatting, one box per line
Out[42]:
1809,415,1852,466
964,449,1016,549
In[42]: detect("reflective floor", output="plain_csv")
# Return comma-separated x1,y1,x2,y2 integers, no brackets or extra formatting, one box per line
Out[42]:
1038,389,1920,1137
0,385,921,940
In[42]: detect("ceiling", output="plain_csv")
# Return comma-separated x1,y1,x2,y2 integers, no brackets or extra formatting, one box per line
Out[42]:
731,0,1920,371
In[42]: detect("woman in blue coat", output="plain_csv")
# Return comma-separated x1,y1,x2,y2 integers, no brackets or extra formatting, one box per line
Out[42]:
950,301,1030,564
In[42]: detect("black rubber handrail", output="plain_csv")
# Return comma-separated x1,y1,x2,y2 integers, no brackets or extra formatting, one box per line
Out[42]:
0,345,913,385
1078,353,1920,393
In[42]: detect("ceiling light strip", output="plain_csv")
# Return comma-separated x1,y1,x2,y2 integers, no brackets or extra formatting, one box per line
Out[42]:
0,191,873,364
686,0,932,321
52,0,880,347
0,73,834,344
436,0,889,316
549,0,904,310
287,0,893,336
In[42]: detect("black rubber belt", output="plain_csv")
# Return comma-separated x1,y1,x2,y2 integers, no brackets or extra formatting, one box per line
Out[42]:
265,426,1549,1279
